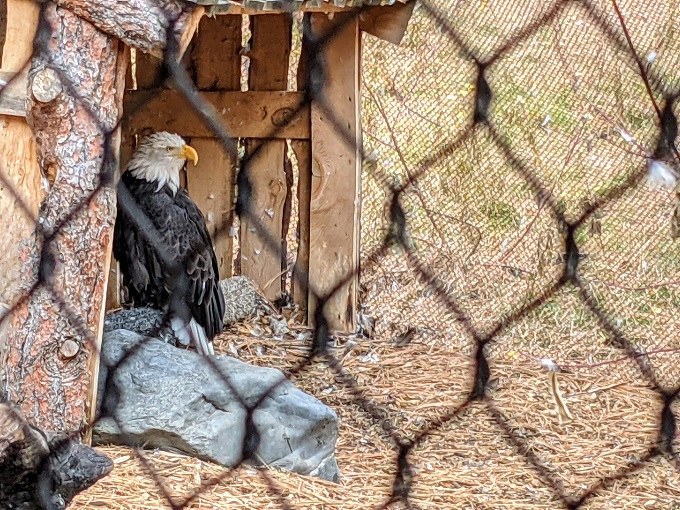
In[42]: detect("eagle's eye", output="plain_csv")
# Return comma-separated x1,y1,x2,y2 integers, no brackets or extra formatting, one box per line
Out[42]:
166,146,174,152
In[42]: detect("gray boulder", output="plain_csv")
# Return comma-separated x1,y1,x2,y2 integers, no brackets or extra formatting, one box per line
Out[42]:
103,307,176,345
105,276,267,342
95,330,339,482
220,275,266,324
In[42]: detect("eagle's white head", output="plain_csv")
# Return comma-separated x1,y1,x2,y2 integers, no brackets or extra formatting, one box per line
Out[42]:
127,132,199,194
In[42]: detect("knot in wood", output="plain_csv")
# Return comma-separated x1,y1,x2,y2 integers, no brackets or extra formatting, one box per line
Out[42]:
31,68,63,104
271,108,295,129
59,339,80,360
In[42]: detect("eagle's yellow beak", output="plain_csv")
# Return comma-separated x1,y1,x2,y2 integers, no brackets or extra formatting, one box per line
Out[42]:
178,144,199,166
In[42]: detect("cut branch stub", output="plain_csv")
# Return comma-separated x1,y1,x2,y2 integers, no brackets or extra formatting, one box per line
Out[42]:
31,67,63,104
59,339,80,359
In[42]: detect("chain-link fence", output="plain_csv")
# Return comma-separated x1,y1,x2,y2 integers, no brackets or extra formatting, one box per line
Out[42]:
1,0,680,507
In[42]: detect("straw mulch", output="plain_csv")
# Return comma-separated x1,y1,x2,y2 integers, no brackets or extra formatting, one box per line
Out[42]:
71,310,680,509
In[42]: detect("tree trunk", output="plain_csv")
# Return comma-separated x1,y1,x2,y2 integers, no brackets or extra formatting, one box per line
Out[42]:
0,401,112,509
0,4,127,436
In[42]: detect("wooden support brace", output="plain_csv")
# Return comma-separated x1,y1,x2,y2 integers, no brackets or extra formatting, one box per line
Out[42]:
239,14,293,302
307,12,362,333
1,4,127,438
187,15,241,280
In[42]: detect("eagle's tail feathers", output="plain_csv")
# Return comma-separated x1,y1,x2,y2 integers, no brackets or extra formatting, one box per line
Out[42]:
189,318,215,356
170,316,214,356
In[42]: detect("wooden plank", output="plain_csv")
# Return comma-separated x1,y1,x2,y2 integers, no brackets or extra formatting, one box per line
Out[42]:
359,2,415,45
134,51,164,90
87,42,129,441
291,35,311,313
239,14,292,301
307,12,361,332
0,0,41,306
291,139,311,312
186,139,235,278
105,46,134,312
0,70,27,117
186,15,241,280
191,15,241,91
124,89,309,139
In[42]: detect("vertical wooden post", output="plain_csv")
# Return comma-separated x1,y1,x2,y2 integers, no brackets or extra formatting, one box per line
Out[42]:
239,14,292,302
0,0,42,305
105,46,134,312
187,15,241,280
291,30,312,314
307,12,362,333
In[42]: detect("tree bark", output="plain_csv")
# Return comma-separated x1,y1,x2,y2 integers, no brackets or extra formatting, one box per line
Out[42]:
0,4,126,436
0,402,112,510
52,0,203,59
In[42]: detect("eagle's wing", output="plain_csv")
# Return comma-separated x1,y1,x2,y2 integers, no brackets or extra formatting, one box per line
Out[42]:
117,183,225,340
147,188,225,340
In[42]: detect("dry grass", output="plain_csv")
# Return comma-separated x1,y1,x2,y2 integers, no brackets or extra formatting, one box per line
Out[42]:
73,1,680,508
72,327,680,509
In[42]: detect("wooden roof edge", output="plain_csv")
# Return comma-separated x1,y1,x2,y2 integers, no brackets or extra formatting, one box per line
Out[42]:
195,0,409,13
199,0,416,45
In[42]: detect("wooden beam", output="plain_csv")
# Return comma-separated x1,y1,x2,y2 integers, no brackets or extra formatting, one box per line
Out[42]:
0,0,42,307
187,15,241,280
359,1,415,45
200,3,405,16
307,12,361,333
239,14,293,302
124,89,309,139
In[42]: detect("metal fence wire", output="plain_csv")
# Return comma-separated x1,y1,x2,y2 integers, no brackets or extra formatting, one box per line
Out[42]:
1,0,680,507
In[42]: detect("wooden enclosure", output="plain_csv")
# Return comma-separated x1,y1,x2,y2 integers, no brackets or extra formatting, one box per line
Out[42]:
0,0,416,335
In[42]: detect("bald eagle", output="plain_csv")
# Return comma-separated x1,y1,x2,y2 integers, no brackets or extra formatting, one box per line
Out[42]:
113,132,225,356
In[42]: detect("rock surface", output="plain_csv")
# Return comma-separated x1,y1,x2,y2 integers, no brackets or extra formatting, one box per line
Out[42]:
95,330,339,482
105,276,267,342
0,402,112,510
104,307,176,345
219,275,265,325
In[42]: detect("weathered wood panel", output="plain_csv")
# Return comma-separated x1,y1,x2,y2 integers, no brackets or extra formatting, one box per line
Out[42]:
0,0,41,308
124,89,309,139
239,14,292,301
187,15,241,280
307,12,362,332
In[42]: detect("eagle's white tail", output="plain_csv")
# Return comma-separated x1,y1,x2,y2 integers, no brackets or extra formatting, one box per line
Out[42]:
171,316,214,356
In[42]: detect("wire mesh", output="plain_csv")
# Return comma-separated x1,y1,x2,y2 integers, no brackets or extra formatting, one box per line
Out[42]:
1,0,680,508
